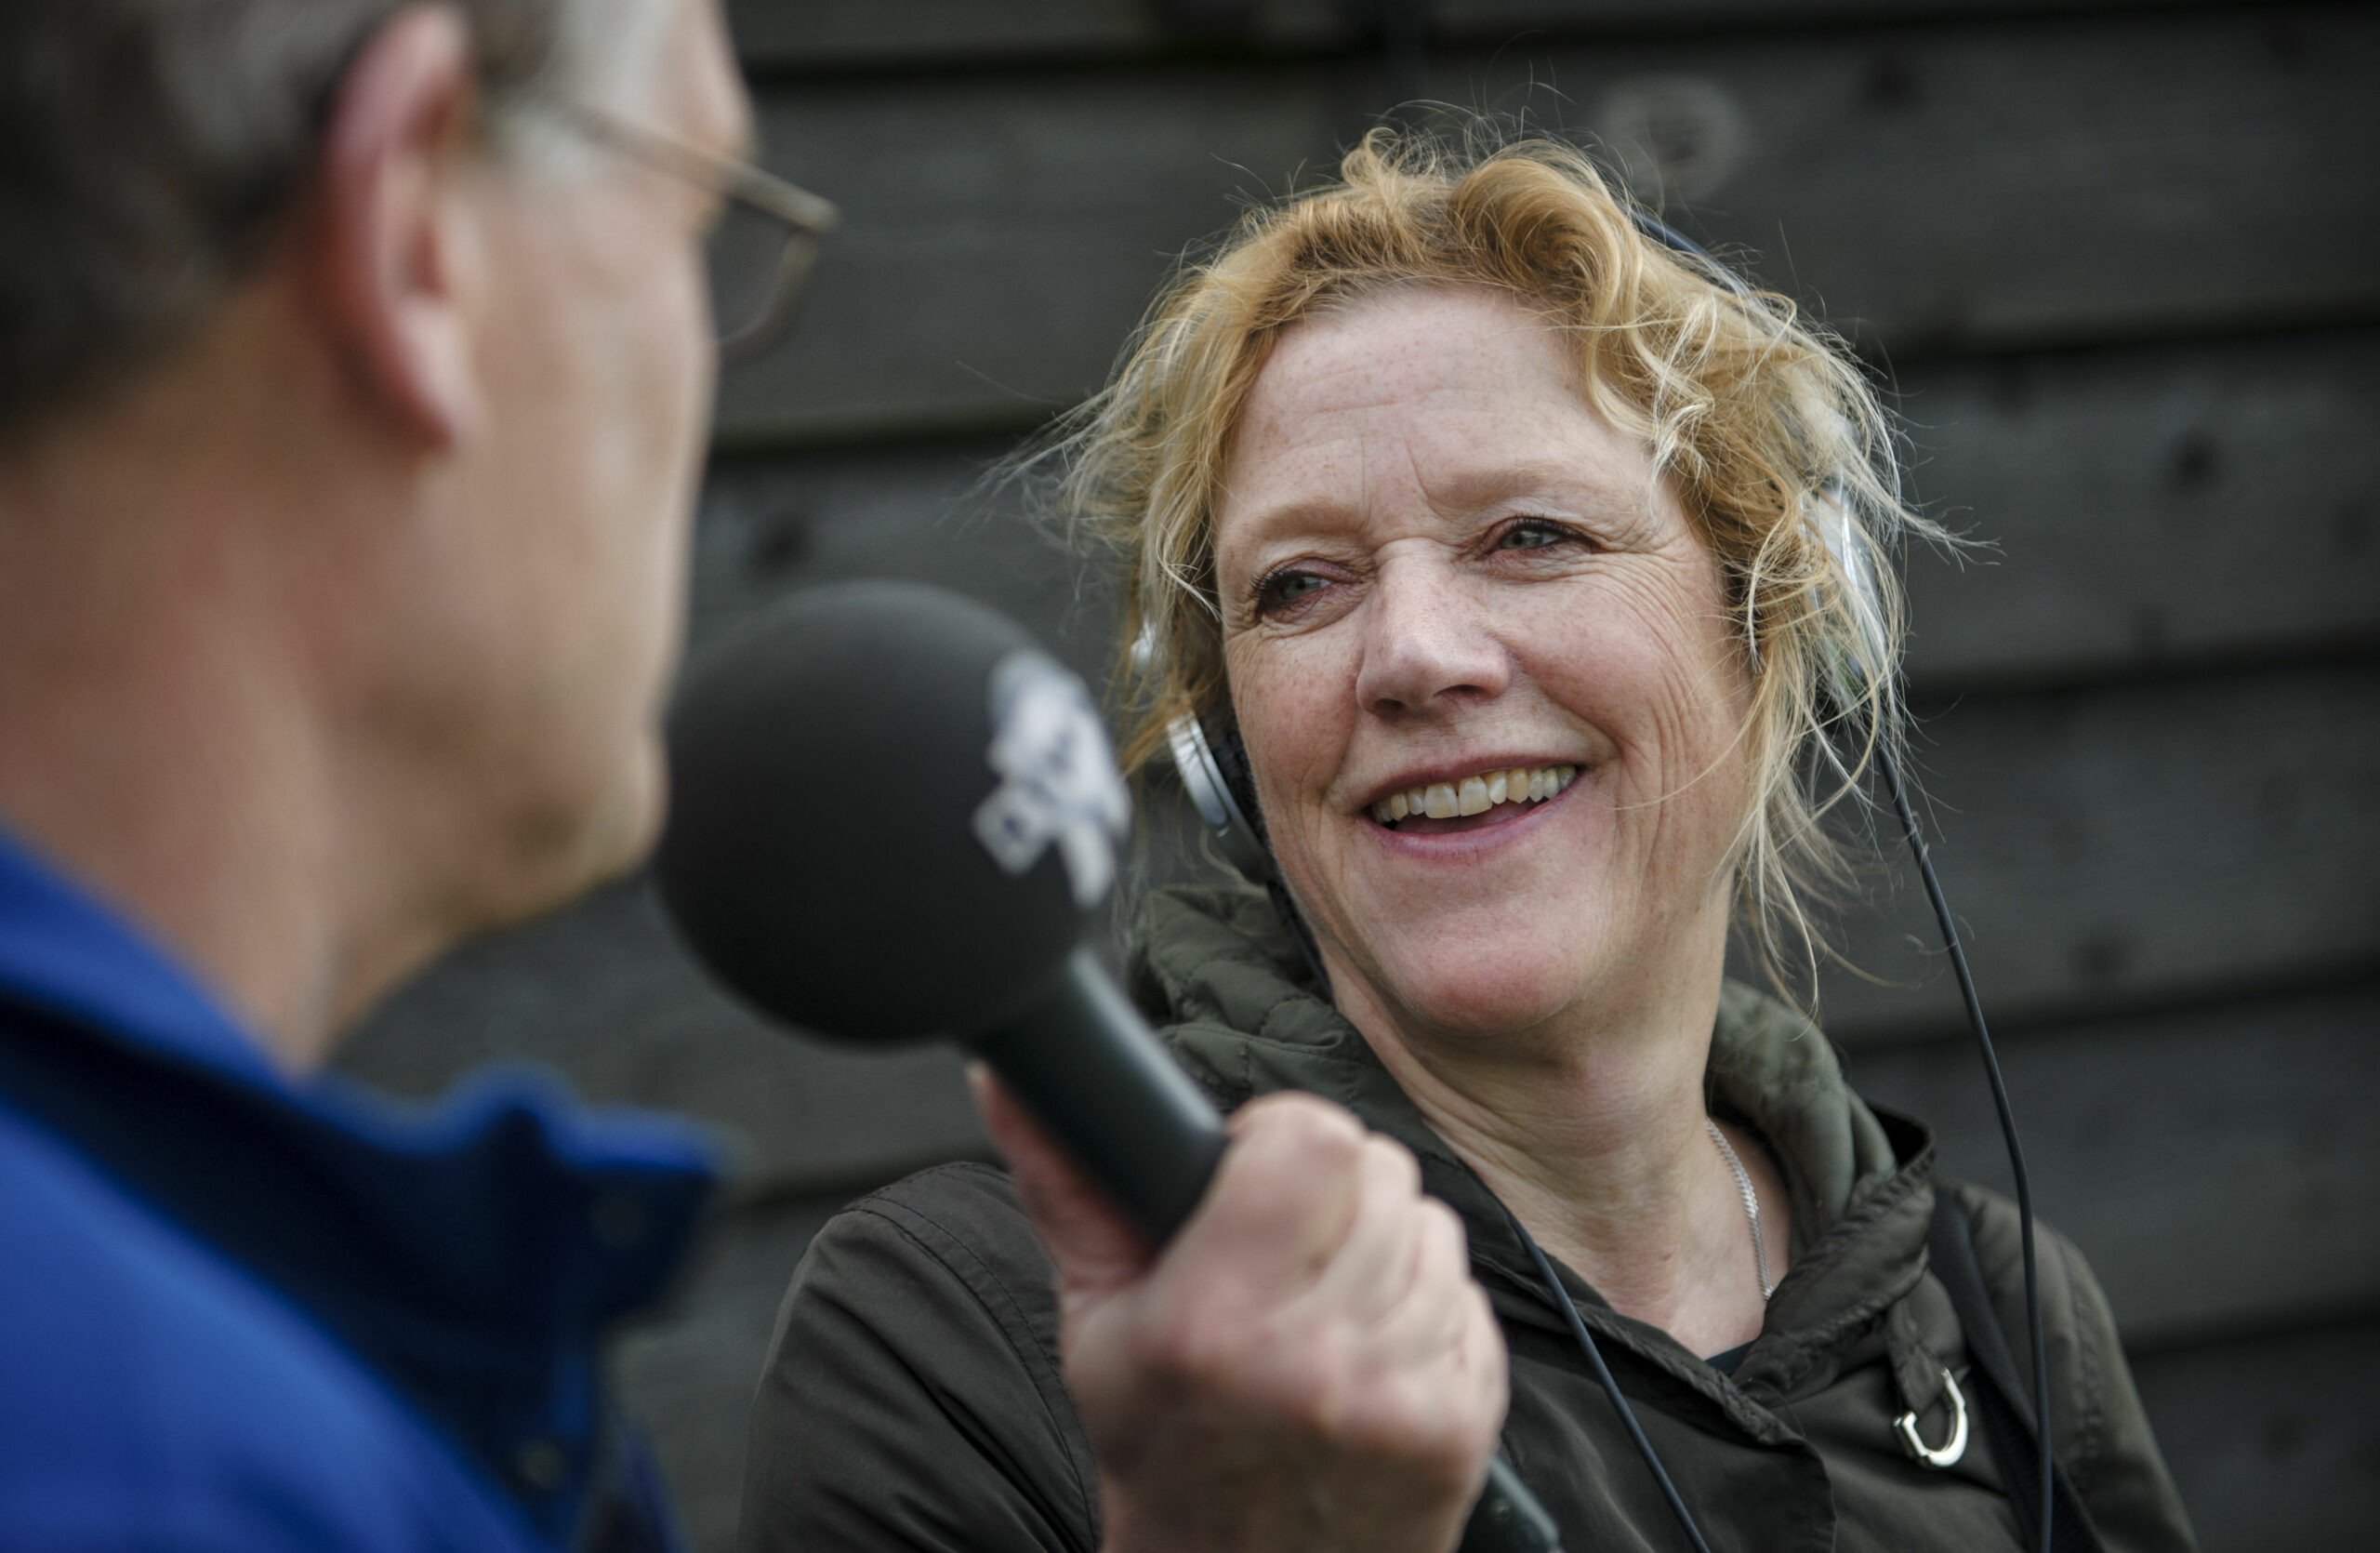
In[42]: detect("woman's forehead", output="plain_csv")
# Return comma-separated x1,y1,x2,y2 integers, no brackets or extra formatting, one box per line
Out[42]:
1247,285,1575,423
1220,286,1657,546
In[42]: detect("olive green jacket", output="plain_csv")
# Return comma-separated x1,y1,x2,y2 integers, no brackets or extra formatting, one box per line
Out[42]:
739,884,2197,1553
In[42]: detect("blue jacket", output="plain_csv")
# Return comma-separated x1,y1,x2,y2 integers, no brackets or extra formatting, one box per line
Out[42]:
0,828,720,1551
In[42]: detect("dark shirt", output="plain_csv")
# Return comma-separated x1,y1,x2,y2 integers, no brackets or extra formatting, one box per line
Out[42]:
1705,1340,1753,1375
0,826,718,1551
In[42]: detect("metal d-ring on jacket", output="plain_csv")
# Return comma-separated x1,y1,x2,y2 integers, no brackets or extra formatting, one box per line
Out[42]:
738,883,2199,1553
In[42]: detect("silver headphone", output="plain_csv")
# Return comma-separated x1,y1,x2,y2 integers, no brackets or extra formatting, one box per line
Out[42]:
1166,711,1277,884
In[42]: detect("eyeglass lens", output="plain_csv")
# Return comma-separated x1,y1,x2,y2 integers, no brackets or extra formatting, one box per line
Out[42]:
707,201,815,358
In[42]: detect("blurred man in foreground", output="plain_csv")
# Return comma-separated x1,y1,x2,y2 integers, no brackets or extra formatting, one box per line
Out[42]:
0,1,1503,1548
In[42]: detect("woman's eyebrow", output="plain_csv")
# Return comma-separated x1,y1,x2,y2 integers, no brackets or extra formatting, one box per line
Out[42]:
1416,458,1639,514
1221,492,1365,554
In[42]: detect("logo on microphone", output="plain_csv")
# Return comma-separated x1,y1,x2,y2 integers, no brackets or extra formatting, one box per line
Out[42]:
972,651,1131,909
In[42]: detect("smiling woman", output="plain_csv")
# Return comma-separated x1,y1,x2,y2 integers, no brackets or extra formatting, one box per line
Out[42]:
738,130,2198,1553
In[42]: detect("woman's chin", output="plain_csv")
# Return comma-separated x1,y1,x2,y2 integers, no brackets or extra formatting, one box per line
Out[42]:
1349,948,1596,1053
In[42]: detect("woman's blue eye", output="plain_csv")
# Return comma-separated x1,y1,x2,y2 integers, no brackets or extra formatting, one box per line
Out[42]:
1260,570,1329,611
1498,521,1569,551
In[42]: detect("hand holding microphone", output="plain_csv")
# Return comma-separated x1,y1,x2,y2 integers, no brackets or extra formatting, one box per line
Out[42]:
655,582,1557,1553
979,1074,1507,1553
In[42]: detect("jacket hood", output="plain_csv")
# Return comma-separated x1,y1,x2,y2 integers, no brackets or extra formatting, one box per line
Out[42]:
1127,882,1943,1409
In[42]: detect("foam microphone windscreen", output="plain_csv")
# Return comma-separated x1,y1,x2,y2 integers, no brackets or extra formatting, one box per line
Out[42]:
654,581,1108,1043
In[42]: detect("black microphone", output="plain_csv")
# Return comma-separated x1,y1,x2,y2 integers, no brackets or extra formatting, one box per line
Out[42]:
654,580,1560,1553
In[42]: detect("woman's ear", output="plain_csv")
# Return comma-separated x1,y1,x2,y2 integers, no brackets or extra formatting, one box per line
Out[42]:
303,5,489,446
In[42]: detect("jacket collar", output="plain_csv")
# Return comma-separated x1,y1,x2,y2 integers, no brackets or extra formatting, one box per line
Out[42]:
0,823,282,1087
0,823,720,1540
1128,883,1938,1417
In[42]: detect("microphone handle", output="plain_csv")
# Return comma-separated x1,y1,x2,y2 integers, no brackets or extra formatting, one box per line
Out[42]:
972,950,1563,1553
972,949,1227,1243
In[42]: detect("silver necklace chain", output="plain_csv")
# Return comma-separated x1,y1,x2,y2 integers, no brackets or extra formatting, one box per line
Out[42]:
1705,1116,1775,1301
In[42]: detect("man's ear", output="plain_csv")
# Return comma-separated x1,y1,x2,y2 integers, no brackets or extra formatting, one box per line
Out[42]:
308,5,489,446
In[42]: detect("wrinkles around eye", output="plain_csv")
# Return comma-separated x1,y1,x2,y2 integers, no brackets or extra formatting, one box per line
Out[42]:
1253,566,1336,621
1485,516,1595,556
1242,519,1601,630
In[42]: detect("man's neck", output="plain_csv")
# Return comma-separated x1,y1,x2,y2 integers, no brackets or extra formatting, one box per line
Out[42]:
0,312,403,1072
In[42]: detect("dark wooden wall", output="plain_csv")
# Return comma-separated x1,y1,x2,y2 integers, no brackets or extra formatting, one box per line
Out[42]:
336,3,2380,1548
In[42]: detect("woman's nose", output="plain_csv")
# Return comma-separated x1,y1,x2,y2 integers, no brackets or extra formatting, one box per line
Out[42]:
1354,563,1512,717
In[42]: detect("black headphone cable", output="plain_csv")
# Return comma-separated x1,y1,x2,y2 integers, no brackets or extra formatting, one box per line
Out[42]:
1495,1201,1719,1553
1874,739,2055,1553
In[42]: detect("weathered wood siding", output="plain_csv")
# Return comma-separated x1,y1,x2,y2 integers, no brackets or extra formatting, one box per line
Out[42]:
337,4,2380,1548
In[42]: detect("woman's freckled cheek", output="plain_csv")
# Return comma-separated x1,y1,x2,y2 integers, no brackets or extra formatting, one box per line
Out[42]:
1226,629,1350,836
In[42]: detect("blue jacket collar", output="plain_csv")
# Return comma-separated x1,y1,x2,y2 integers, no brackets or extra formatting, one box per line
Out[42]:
0,824,721,1542
0,825,283,1086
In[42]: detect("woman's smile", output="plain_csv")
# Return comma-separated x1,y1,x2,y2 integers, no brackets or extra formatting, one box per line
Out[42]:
1363,760,1580,830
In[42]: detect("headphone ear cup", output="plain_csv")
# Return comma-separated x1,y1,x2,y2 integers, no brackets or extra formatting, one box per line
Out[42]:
1161,710,1335,996
1164,711,1276,883
1208,719,1267,845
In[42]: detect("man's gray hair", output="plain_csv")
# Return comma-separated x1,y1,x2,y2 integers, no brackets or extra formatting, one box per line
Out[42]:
0,0,636,439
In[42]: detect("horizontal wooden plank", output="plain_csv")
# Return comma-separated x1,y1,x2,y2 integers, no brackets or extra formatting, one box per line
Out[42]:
682,443,1112,682
1805,661,2380,1038
729,0,1162,70
1844,984,2380,1345
1896,330,2380,687
727,0,1342,69
2128,1316,2380,1553
1434,0,2238,38
727,0,2245,72
716,6,2380,445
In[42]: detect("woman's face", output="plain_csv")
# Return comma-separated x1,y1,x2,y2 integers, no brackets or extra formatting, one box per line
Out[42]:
1211,285,1753,1046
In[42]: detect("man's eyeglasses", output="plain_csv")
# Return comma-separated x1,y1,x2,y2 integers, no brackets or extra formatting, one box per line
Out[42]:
549,103,839,365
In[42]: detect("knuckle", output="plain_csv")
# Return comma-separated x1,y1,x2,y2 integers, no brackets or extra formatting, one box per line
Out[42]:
1342,1374,1487,1482
1362,1134,1422,1199
1137,1300,1243,1394
1248,1092,1367,1165
1415,1197,1468,1259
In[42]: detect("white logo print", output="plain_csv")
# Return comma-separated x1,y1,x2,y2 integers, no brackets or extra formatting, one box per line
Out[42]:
972,651,1131,909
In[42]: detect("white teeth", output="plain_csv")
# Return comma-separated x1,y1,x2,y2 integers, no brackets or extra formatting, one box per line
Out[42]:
1372,763,1582,827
